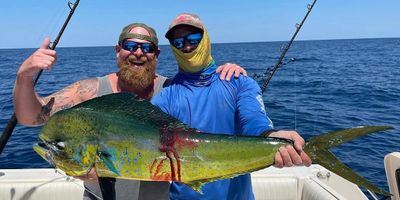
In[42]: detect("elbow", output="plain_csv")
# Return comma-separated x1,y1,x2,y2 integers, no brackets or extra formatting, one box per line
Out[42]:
15,114,40,127
14,107,43,127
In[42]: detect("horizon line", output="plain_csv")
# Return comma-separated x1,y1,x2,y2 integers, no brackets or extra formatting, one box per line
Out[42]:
1,36,399,50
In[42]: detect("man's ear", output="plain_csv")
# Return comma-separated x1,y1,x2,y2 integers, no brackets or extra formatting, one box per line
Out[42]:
155,48,161,57
115,44,121,53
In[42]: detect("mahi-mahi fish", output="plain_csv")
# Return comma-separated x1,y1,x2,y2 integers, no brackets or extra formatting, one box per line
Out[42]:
33,93,392,196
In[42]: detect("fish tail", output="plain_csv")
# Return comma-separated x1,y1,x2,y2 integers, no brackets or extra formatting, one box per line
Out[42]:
304,126,393,197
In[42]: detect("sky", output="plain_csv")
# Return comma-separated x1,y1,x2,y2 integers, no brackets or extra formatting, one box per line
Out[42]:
0,0,399,49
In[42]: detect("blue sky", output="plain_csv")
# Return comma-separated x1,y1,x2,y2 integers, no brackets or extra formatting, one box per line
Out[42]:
1,0,399,49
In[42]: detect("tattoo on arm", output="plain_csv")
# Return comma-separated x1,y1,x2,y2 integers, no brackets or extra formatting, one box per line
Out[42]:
35,97,55,125
40,84,77,116
59,103,76,111
33,78,98,125
76,79,98,97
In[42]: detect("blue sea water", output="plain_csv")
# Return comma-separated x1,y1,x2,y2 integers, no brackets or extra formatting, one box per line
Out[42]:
0,38,399,194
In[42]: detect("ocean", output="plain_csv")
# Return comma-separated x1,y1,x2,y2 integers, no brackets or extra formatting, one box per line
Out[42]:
1,38,399,194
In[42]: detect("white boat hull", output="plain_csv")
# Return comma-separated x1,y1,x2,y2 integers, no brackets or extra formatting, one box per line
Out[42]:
0,164,372,200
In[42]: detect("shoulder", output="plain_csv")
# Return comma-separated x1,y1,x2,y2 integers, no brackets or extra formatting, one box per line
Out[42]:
75,78,99,93
221,74,260,91
151,79,182,108
77,77,99,86
156,73,168,80
236,75,259,85
150,86,171,111
155,73,172,87
60,78,99,102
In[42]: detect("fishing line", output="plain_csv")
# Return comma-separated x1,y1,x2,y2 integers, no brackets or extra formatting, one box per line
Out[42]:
294,58,297,130
46,156,103,200
0,84,6,115
36,4,69,48
53,168,104,200
252,0,317,131
256,0,318,94
0,0,81,155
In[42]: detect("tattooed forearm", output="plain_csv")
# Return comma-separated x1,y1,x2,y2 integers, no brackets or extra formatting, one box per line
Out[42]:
34,97,55,125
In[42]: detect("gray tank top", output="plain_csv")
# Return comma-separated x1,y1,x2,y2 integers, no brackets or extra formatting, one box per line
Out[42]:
83,74,170,200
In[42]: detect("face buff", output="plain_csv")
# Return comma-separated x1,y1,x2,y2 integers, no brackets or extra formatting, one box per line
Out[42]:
171,28,213,73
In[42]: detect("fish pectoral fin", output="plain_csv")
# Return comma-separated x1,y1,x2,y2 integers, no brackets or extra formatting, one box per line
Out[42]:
98,151,120,176
184,181,205,194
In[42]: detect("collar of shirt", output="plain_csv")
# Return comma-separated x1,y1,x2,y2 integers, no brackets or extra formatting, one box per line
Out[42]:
173,59,217,87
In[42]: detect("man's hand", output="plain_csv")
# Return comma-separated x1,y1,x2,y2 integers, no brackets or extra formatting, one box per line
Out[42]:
216,63,248,81
75,168,98,182
17,37,56,78
269,130,312,168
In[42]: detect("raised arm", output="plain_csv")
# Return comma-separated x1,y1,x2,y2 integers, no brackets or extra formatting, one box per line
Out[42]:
13,38,98,126
14,78,99,126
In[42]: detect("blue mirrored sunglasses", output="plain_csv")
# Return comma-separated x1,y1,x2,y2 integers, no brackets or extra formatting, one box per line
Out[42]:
121,41,156,54
170,32,203,49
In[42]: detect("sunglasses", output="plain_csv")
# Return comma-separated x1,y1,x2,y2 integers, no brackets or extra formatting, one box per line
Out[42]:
121,40,156,54
170,32,203,49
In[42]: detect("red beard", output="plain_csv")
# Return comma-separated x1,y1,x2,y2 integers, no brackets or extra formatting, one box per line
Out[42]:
118,55,156,92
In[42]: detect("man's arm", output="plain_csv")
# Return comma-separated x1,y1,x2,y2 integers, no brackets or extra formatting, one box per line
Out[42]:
236,77,311,167
14,76,99,126
13,38,98,126
236,77,273,135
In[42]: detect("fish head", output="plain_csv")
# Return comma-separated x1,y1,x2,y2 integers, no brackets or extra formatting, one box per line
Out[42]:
33,110,99,176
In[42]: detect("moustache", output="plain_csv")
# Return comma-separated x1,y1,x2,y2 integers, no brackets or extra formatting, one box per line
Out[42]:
126,55,147,65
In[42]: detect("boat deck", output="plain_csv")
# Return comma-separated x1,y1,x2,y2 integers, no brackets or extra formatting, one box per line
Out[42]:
0,164,369,200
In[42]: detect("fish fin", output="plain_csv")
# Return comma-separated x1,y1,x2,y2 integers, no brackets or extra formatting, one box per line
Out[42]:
98,151,121,176
184,181,205,194
307,126,393,149
304,126,393,196
70,93,188,129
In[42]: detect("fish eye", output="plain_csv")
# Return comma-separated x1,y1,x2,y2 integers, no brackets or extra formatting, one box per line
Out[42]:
56,141,65,150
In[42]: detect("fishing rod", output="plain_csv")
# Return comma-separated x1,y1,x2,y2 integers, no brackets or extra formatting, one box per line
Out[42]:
0,0,80,155
259,0,317,94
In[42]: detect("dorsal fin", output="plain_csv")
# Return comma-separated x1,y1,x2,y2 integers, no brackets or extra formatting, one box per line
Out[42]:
66,93,187,129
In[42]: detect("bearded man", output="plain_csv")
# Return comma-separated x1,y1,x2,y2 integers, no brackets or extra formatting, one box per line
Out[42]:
13,22,245,200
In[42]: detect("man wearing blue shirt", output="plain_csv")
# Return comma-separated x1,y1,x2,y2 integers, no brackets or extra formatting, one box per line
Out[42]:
151,13,311,200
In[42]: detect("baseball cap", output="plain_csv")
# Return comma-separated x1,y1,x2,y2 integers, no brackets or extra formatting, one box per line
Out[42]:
118,23,159,46
165,13,204,40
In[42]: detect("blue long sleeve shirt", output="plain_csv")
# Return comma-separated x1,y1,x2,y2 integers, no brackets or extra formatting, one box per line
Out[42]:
151,64,273,200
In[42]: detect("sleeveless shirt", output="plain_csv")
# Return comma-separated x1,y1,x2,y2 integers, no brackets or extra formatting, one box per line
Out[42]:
83,74,170,200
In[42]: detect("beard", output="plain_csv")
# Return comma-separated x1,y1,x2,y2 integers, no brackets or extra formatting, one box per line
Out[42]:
118,55,156,92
